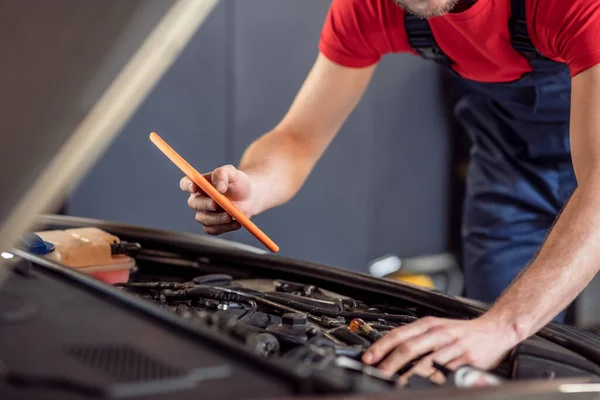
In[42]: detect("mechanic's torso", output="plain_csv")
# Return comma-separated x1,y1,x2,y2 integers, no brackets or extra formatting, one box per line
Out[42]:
420,0,537,82
382,0,567,83
415,0,572,158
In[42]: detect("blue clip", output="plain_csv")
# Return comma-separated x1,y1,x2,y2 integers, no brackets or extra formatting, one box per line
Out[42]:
21,233,55,255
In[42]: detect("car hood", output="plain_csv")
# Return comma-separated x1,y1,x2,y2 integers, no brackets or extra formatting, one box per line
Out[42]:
0,0,218,264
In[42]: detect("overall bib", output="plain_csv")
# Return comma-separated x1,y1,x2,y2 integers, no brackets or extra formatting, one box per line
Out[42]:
405,0,574,322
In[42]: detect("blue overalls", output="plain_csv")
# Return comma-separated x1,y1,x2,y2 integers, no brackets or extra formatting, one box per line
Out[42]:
405,0,574,322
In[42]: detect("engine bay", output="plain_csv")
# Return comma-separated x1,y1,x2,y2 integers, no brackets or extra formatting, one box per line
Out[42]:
113,242,600,390
5,221,600,399
117,276,423,386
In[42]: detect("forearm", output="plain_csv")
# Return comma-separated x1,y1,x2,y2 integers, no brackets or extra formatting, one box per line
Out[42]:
238,128,322,214
236,55,375,216
484,180,600,342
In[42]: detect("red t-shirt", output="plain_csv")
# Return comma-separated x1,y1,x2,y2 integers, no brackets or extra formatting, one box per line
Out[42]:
319,0,600,82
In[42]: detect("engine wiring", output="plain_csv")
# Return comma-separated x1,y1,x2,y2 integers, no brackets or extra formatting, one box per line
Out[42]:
114,273,508,389
114,275,426,386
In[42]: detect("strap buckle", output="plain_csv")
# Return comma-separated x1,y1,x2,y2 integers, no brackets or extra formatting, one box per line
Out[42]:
404,15,451,66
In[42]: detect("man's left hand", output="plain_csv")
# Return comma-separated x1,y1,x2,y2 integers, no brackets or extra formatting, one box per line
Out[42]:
361,315,518,384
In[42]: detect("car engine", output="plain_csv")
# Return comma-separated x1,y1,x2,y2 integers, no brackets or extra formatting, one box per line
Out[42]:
113,246,508,390
117,276,418,381
13,224,600,397
107,239,600,391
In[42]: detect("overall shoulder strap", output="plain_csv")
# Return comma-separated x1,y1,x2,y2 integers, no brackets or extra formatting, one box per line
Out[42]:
509,0,550,61
404,13,452,66
405,0,553,65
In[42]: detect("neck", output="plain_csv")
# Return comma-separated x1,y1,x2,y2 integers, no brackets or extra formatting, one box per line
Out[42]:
451,0,477,12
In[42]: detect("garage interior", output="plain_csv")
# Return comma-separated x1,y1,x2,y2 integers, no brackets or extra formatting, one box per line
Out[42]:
44,0,599,330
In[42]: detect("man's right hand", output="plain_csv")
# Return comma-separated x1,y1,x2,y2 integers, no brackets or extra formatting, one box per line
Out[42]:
180,165,256,235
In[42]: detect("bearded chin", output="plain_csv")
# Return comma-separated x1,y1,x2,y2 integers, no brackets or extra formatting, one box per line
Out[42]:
392,0,459,19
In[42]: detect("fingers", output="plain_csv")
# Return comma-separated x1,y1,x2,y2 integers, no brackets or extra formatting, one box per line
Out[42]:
431,343,465,368
180,165,239,194
399,343,465,386
180,176,204,194
189,191,234,228
204,221,242,235
195,211,232,225
398,362,446,387
446,357,469,371
180,166,247,236
188,193,220,212
363,317,443,365
192,199,241,234
211,165,239,194
376,326,456,375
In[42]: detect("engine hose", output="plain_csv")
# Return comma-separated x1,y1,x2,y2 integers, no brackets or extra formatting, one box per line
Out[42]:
330,328,371,347
110,242,142,256
167,286,323,324
238,300,257,324
316,326,344,346
370,321,416,330
256,291,417,324
267,292,342,312
115,282,188,290
168,286,415,330
170,287,352,347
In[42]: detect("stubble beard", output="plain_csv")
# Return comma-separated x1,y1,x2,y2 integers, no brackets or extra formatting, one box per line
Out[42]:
392,0,459,19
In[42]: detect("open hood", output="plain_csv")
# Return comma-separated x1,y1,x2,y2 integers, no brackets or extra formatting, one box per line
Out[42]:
0,0,218,258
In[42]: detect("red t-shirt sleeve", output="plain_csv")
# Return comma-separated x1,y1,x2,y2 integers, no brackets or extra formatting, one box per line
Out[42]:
530,0,600,77
318,0,414,68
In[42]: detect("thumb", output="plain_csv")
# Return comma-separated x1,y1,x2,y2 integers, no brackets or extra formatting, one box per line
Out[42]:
211,165,238,194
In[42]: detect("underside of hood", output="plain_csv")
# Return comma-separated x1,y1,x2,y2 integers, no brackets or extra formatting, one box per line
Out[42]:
0,0,217,255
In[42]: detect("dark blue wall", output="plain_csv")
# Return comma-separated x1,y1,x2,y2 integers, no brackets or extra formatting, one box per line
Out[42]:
69,0,451,272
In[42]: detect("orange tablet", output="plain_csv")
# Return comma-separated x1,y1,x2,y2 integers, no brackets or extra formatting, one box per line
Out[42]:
149,132,279,253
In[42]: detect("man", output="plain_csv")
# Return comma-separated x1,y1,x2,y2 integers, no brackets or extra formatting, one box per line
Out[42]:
181,0,600,381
